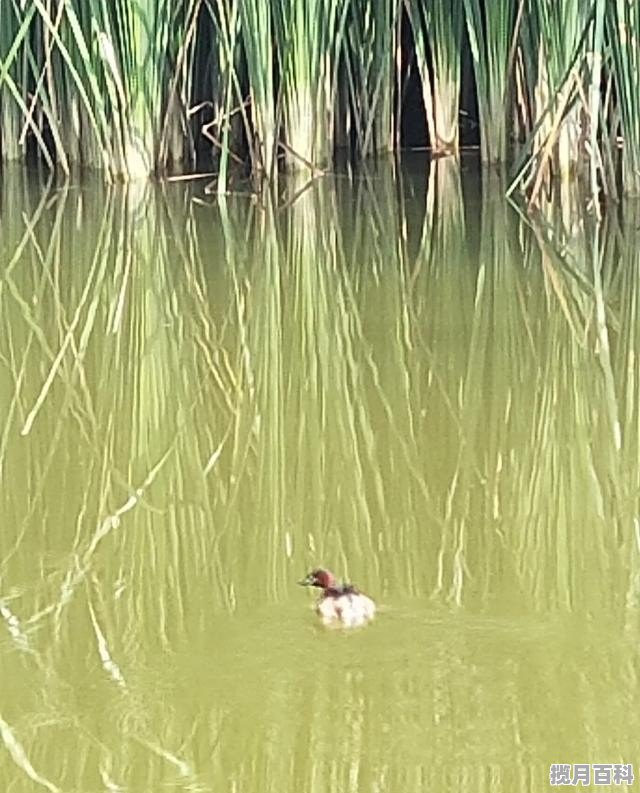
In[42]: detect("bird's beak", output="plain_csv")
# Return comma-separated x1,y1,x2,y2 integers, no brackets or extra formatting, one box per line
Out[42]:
298,574,313,586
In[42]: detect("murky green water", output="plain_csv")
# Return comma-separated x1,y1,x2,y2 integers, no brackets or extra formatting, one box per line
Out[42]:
1,162,639,792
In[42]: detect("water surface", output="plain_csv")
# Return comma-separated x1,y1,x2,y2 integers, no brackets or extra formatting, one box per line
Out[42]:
1,162,639,791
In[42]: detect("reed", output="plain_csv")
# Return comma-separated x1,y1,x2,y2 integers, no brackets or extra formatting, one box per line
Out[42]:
515,0,592,204
607,0,640,195
2,0,640,197
0,1,34,163
343,0,396,156
406,0,463,156
238,0,277,176
462,0,517,163
275,0,349,170
204,0,243,192
97,0,201,176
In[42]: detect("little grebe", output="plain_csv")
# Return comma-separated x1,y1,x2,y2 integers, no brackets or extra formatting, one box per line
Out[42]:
298,568,376,627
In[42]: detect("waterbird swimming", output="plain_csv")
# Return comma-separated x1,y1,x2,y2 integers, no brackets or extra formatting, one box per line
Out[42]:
298,568,376,628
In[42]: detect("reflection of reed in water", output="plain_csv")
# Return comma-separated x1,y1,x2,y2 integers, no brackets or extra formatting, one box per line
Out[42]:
1,168,639,620
1,168,640,793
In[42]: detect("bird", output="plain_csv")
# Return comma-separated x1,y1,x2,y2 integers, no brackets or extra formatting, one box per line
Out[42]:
298,568,376,628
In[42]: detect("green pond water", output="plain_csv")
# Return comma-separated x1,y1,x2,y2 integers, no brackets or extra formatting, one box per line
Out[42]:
0,161,639,792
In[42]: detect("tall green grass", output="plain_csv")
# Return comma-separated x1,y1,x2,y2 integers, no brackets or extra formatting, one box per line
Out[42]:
406,0,463,156
0,0,199,178
515,0,591,203
238,0,277,177
204,0,243,191
275,0,348,170
343,0,396,156
607,0,640,195
462,0,517,163
0,1,32,163
3,0,640,198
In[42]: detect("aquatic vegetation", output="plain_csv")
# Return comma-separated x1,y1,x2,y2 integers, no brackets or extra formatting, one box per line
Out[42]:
1,0,640,202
